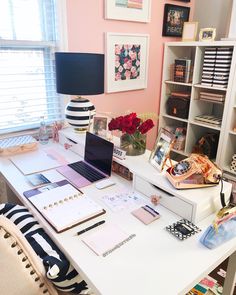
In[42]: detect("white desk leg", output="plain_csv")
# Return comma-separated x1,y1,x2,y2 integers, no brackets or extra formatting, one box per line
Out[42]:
222,251,236,295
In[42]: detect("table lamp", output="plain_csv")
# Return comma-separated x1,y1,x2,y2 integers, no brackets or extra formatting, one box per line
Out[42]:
55,52,104,131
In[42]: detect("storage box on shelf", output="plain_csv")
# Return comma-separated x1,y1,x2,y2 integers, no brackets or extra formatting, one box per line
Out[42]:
159,41,236,178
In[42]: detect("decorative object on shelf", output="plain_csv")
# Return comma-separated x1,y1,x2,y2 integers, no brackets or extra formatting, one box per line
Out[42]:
55,52,104,131
192,132,219,160
166,154,222,189
182,22,198,41
230,154,236,173
162,4,190,37
92,116,108,138
199,28,216,42
149,128,175,171
166,93,190,119
106,33,149,93
108,112,154,156
105,0,151,23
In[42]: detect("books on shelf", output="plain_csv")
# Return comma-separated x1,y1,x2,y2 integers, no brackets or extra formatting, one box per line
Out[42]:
174,58,191,83
201,47,233,88
23,180,106,232
199,91,225,103
194,115,222,126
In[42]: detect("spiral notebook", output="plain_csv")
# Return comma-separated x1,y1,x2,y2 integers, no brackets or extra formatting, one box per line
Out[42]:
82,224,136,257
24,180,105,232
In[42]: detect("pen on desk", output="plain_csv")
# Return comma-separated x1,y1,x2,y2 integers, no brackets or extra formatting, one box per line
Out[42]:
77,220,105,236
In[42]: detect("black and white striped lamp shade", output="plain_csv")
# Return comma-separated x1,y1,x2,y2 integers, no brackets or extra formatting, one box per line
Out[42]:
65,98,95,129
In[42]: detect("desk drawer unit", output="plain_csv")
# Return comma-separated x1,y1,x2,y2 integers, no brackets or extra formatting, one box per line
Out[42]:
134,175,193,221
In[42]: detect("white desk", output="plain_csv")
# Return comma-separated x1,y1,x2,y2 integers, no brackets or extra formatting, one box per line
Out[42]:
0,142,235,295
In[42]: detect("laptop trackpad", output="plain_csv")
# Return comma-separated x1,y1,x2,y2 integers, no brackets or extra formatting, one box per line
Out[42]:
57,165,91,188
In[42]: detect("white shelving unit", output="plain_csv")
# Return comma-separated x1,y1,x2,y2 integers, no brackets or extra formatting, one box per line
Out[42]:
159,41,236,180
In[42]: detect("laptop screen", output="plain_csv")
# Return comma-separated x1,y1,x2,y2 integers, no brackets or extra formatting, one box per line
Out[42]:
85,132,114,176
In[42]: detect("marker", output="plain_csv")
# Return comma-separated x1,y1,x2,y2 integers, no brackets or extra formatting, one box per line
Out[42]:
77,220,105,236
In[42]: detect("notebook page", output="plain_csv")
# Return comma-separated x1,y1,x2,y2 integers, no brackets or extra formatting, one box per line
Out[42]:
82,224,135,256
28,184,104,231
10,150,62,175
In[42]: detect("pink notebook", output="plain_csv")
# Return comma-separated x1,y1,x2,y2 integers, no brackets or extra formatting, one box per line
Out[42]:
81,224,135,257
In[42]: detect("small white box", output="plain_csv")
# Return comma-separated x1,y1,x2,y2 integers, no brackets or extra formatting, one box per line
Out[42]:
58,128,85,158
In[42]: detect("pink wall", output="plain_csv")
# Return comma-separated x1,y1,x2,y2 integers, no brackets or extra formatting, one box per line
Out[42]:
66,0,195,149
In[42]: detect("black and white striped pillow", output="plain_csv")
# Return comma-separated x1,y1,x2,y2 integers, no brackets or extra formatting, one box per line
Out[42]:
0,203,92,294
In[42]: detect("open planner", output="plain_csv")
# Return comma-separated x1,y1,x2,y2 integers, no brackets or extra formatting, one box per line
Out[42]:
24,180,105,232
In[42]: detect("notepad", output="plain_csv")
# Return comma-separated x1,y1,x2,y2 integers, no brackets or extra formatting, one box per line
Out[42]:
25,182,105,232
82,224,136,257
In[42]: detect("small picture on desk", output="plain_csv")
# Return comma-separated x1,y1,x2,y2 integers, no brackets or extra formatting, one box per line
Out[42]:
149,128,174,171
92,116,108,138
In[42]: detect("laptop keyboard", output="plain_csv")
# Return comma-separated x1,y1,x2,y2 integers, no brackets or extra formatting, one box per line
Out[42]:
68,161,105,182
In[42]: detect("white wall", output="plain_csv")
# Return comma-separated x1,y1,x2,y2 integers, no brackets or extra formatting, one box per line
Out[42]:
193,0,232,40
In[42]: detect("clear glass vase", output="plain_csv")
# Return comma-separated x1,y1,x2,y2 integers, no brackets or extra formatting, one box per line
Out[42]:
120,132,146,156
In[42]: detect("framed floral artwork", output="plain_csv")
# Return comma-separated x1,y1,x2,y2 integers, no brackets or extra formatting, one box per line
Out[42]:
106,32,149,93
105,0,152,23
162,4,190,37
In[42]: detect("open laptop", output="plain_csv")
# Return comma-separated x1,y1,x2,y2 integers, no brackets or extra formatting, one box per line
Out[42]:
57,132,114,188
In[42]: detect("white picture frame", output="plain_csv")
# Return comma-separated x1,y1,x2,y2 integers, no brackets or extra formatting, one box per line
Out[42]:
149,128,174,172
199,28,216,42
182,22,198,41
105,0,151,23
106,32,149,93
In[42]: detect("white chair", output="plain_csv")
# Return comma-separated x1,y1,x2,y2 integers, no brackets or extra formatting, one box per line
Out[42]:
0,215,58,295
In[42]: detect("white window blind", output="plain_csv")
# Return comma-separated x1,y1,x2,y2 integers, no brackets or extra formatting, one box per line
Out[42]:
0,0,64,134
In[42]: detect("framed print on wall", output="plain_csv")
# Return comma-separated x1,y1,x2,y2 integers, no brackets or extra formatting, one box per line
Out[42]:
106,32,149,93
105,0,152,23
162,4,190,37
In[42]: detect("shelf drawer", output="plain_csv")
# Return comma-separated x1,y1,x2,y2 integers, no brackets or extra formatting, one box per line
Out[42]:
134,175,193,221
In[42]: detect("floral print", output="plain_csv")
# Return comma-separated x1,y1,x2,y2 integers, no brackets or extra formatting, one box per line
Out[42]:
114,44,141,81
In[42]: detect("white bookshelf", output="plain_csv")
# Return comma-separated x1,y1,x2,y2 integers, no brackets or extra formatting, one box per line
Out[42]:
159,41,236,180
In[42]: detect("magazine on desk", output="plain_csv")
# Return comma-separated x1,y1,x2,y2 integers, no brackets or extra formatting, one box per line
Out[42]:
23,180,106,233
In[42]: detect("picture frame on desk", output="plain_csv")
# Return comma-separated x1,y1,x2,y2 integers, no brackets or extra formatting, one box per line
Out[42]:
106,32,149,93
92,116,108,138
149,128,174,172
105,0,152,23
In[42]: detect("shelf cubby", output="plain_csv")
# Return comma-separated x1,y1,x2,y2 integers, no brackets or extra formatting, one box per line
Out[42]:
160,41,236,175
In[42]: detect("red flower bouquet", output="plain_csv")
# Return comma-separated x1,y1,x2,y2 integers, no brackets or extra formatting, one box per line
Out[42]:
108,113,154,156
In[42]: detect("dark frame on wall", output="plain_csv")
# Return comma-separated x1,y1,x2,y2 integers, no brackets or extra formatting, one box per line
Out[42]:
162,4,190,37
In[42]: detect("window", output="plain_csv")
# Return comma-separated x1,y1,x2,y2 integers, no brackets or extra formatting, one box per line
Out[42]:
0,0,65,134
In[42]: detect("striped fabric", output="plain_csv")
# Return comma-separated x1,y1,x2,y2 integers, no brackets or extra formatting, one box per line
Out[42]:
0,203,93,294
